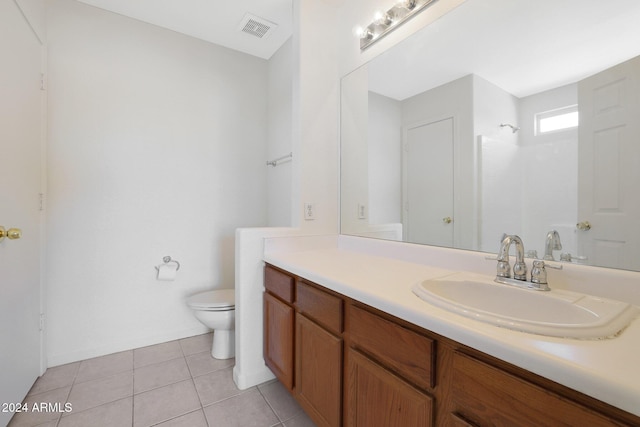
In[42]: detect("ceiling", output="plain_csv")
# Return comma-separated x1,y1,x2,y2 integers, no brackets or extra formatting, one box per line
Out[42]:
368,0,640,100
76,0,293,59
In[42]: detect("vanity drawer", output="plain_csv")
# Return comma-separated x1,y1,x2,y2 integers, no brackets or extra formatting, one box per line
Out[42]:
452,351,620,427
296,280,344,335
349,305,435,390
264,265,294,304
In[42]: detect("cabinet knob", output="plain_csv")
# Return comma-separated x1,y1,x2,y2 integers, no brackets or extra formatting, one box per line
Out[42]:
443,217,453,224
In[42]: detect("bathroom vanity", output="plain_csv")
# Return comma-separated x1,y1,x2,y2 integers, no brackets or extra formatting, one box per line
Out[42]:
261,237,640,427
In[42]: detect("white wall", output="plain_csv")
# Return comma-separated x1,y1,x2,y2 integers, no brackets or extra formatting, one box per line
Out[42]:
340,65,369,233
368,92,402,224
291,0,340,232
45,0,269,365
267,38,293,227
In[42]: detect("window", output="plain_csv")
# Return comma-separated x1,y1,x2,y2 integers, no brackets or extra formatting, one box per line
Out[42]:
535,105,579,135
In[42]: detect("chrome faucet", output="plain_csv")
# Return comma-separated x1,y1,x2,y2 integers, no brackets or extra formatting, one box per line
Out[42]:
496,234,527,281
543,230,562,261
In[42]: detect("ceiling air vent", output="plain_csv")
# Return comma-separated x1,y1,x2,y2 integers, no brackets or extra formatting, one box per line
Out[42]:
238,13,278,39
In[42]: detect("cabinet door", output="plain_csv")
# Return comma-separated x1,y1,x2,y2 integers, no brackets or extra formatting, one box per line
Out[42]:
264,292,294,391
347,348,433,427
296,313,343,427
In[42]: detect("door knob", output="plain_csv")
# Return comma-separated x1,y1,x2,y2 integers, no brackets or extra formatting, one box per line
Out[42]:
7,228,22,239
442,217,453,224
0,226,22,242
576,221,591,231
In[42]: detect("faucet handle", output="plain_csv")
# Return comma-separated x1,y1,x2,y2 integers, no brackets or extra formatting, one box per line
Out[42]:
530,260,551,291
531,260,548,285
497,260,511,278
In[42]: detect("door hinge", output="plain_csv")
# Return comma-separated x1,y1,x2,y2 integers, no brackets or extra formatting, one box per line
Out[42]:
39,193,45,211
39,313,45,331
40,73,46,91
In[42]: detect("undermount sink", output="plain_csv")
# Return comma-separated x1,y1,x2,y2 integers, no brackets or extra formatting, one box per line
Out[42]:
412,272,639,339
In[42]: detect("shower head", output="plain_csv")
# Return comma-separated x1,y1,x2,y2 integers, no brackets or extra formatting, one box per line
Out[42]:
500,123,520,133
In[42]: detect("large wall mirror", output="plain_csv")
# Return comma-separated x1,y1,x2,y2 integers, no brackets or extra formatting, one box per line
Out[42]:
340,0,640,272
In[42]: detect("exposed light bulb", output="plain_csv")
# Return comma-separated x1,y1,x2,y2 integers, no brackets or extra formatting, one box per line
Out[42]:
396,0,417,10
373,10,393,26
361,28,374,40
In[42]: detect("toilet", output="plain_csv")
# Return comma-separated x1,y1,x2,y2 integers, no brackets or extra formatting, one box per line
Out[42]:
186,289,235,359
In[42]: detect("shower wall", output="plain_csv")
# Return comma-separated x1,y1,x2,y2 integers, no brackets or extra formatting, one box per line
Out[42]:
518,84,578,258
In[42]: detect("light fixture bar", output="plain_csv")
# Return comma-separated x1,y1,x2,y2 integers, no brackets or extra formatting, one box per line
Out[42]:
359,0,438,50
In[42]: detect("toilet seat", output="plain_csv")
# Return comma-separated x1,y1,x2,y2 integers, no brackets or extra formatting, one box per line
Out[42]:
187,289,235,311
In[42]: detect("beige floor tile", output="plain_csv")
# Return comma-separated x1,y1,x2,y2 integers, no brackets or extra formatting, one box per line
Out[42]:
133,379,200,427
192,367,242,406
57,397,132,427
133,341,183,369
75,351,133,383
185,351,234,377
178,333,212,356
258,380,304,422
28,362,80,396
154,409,208,427
31,421,58,427
134,357,190,394
203,388,279,427
8,386,70,427
282,411,317,427
67,371,133,413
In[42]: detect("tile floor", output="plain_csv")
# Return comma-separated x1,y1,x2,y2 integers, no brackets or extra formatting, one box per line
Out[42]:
8,333,316,427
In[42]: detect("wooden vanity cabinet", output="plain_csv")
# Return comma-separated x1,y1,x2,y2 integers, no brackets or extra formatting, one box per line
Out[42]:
347,348,433,426
346,304,435,426
264,264,640,427
450,351,634,427
295,280,344,427
263,265,295,391
264,265,343,427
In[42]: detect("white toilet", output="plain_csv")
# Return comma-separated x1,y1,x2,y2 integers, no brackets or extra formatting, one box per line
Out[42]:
186,289,235,359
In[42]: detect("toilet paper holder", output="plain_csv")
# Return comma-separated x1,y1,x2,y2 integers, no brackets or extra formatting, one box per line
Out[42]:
155,256,180,272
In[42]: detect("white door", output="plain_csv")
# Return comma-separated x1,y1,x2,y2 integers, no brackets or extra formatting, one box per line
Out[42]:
577,55,640,270
403,118,454,246
0,1,44,424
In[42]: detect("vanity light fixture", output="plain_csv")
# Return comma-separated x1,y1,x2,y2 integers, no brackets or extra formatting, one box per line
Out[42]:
356,0,438,50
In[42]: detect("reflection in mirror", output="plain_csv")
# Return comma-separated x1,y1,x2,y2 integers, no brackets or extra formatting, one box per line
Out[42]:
340,0,640,271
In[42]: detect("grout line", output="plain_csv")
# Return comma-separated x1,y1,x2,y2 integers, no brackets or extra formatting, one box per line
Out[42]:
22,333,235,427
256,384,283,424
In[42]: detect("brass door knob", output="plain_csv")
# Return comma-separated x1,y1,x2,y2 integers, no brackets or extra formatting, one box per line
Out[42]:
0,226,22,242
7,228,22,239
576,221,591,231
442,217,453,224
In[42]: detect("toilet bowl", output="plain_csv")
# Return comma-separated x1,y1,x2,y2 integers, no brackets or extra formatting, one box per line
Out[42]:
186,289,235,359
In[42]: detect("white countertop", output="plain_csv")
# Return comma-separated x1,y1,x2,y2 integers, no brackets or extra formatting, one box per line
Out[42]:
264,243,640,417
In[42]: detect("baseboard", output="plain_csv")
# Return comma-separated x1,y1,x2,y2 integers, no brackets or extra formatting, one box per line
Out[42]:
232,364,275,390
46,325,210,367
